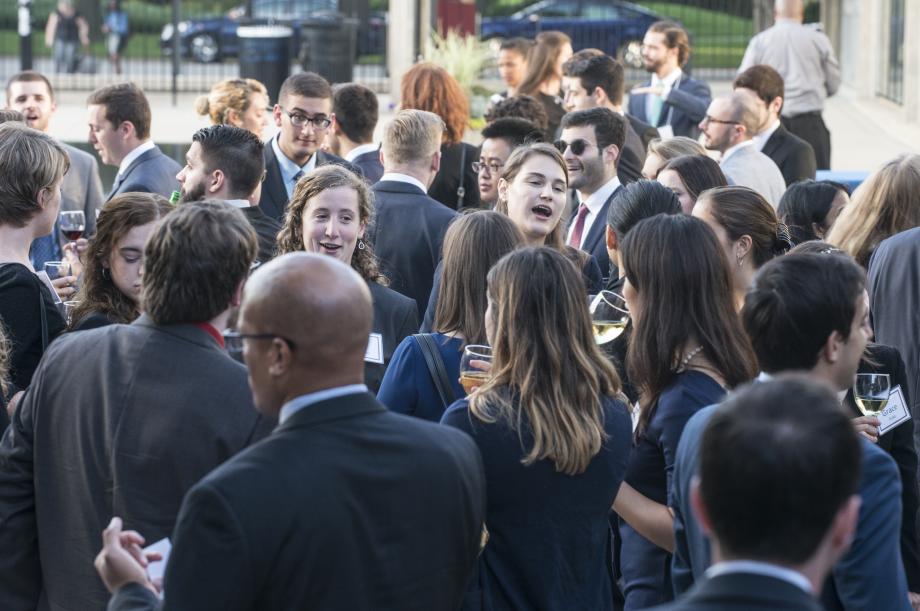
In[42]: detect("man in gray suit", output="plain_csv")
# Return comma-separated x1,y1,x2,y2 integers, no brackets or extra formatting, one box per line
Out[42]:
86,82,181,200
699,91,786,207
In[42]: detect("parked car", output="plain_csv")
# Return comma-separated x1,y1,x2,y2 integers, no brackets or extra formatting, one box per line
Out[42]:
480,0,663,68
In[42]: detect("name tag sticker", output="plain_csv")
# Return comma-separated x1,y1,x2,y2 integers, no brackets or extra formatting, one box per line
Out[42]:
365,333,384,364
878,384,911,436
657,124,675,140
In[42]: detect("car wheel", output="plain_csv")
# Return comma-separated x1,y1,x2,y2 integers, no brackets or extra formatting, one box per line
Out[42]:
190,33,220,63
616,39,643,70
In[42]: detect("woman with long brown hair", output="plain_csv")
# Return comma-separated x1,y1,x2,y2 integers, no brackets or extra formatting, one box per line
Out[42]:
441,246,632,611
70,193,172,330
516,30,573,139
400,62,481,210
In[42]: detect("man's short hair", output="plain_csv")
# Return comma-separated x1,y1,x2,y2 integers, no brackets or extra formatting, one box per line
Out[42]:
648,21,691,67
332,83,378,144
701,377,861,563
480,117,544,149
381,109,444,166
279,72,332,104
143,200,258,325
725,91,762,137
484,95,549,132
563,51,625,106
5,70,55,103
86,82,152,140
560,107,627,152
191,124,265,199
733,64,785,106
0,122,70,228
499,37,533,57
0,109,25,124
743,253,865,373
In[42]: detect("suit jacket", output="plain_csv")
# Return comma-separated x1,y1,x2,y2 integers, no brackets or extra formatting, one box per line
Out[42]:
761,124,817,186
627,113,660,150
618,122,646,184
719,144,786,207
239,205,281,264
259,142,359,222
107,145,182,200
107,392,486,611
627,74,711,140
0,315,272,611
568,185,622,280
368,180,457,321
60,143,103,238
429,141,481,211
366,281,419,394
653,572,822,611
352,148,384,185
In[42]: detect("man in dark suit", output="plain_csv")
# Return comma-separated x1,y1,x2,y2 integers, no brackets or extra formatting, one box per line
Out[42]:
0,202,271,611
95,252,486,610
369,109,457,320
87,82,181,200
734,64,817,186
562,50,657,184
328,82,384,184
654,378,861,611
671,253,914,611
559,107,626,280
177,124,279,264
628,21,711,140
259,72,358,222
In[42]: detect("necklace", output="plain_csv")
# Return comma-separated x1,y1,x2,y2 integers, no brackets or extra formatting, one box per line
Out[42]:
680,345,704,370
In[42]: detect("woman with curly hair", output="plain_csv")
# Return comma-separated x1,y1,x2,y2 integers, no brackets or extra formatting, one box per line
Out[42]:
277,164,418,392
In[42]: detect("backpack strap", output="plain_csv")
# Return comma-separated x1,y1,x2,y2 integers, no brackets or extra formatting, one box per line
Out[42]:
413,333,456,409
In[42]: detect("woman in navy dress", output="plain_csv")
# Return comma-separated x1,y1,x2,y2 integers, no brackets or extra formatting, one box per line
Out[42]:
612,214,757,609
442,246,632,611
378,210,523,421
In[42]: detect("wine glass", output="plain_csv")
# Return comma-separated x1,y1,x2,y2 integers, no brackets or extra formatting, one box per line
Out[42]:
43,260,71,280
589,290,630,345
854,373,891,417
59,211,86,242
63,300,80,325
460,344,493,395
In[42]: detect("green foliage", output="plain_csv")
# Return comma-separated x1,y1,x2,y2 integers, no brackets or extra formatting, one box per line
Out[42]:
423,29,493,97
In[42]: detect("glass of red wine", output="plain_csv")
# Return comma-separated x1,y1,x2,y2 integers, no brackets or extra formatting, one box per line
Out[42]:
59,210,86,242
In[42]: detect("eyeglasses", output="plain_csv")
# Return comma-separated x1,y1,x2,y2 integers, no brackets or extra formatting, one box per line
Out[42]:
472,161,504,175
701,115,740,126
554,138,592,156
279,107,331,129
222,330,297,360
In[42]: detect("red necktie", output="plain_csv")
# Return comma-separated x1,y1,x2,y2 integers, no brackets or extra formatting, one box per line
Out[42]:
568,204,589,248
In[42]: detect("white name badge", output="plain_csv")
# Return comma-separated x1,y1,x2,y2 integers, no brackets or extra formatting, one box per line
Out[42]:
364,333,384,365
143,537,172,599
878,384,912,436
657,124,675,140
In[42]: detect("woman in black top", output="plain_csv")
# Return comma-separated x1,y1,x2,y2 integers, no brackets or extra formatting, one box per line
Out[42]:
0,122,70,422
70,193,173,331
516,31,573,140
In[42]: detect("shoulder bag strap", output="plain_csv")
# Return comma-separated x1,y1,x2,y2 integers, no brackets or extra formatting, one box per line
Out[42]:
456,145,467,209
34,275,50,352
413,334,456,409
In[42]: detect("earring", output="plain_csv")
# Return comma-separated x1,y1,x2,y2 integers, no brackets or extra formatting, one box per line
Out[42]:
737,255,744,268
357,239,366,251
102,267,110,279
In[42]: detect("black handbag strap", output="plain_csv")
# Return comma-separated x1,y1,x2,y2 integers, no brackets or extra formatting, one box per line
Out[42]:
413,334,456,409
456,145,467,209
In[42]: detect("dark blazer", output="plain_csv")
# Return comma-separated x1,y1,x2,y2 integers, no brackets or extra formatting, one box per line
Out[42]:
107,144,182,200
259,140,360,222
368,180,457,321
352,148,384,184
0,315,271,611
652,572,822,611
239,205,281,264
568,184,622,281
627,74,712,140
618,122,647,184
60,143,103,238
107,392,486,611
761,123,817,186
366,281,419,394
627,113,660,150
429,141,481,211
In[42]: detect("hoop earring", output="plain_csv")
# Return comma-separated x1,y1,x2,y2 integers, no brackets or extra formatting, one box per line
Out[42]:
102,267,110,279
357,239,366,251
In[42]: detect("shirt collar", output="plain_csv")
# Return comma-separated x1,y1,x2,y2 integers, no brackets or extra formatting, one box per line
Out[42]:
279,384,369,424
752,119,782,151
117,140,156,177
272,135,316,181
344,142,380,163
192,322,225,348
576,176,621,212
720,139,754,164
705,560,812,594
222,199,251,209
379,172,427,193
652,67,683,90
756,371,773,382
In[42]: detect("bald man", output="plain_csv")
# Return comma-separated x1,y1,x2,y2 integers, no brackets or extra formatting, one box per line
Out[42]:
96,253,486,611
738,0,840,169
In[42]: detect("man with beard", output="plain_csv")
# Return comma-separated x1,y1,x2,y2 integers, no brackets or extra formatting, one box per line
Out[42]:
176,125,279,264
559,107,626,280
627,21,711,140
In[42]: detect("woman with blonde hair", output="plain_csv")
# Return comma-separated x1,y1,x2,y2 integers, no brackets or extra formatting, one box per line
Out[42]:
195,78,270,138
641,136,706,179
516,30,573,139
441,246,632,610
277,164,417,392
400,62,481,210
827,153,920,268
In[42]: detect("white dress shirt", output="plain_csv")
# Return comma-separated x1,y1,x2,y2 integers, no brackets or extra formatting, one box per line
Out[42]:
379,172,428,194
279,384,369,424
116,140,156,178
567,176,621,248
752,119,782,152
705,560,812,594
222,199,250,208
271,135,317,199
344,143,380,163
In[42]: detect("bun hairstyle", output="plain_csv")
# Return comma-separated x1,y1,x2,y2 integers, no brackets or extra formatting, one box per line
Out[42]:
195,78,268,126
699,186,791,267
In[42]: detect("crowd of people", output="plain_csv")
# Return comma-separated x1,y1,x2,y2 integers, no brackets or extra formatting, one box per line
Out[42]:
0,0,919,609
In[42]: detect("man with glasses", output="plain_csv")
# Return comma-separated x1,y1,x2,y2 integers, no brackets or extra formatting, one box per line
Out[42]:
475,117,544,208
259,72,359,222
699,91,786,207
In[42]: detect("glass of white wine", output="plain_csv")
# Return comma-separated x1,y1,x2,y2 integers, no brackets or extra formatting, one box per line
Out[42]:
854,373,890,417
589,291,630,345
460,345,492,395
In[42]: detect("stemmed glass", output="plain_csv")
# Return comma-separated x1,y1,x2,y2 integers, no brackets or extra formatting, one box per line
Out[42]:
59,211,86,243
589,290,630,345
854,373,891,417
460,345,493,394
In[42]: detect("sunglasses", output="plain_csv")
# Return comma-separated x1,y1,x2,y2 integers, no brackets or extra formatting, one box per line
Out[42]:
554,138,591,156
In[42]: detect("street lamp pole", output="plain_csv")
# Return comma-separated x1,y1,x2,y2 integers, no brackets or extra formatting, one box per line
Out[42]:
18,0,33,71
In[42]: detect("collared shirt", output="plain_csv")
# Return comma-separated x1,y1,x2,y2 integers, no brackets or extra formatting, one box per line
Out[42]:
738,19,841,116
705,560,813,594
568,176,621,248
116,140,156,178
271,135,317,199
344,142,380,163
752,119,782,152
279,384,368,424
222,199,251,209
719,139,755,165
379,171,427,194
646,67,683,122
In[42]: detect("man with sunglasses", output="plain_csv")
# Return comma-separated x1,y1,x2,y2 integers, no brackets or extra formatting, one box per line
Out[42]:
259,72,360,222
699,91,786,207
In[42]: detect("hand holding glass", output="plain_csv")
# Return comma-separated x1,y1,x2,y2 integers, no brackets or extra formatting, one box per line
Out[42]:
854,373,890,416
460,345,493,394
589,291,629,344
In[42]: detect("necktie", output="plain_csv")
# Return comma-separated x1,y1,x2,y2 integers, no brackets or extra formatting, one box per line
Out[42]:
568,204,590,249
648,91,664,127
293,170,304,185
107,173,124,201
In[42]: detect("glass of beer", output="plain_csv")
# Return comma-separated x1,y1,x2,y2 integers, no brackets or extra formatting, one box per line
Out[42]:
589,291,629,345
854,373,890,416
460,344,493,394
